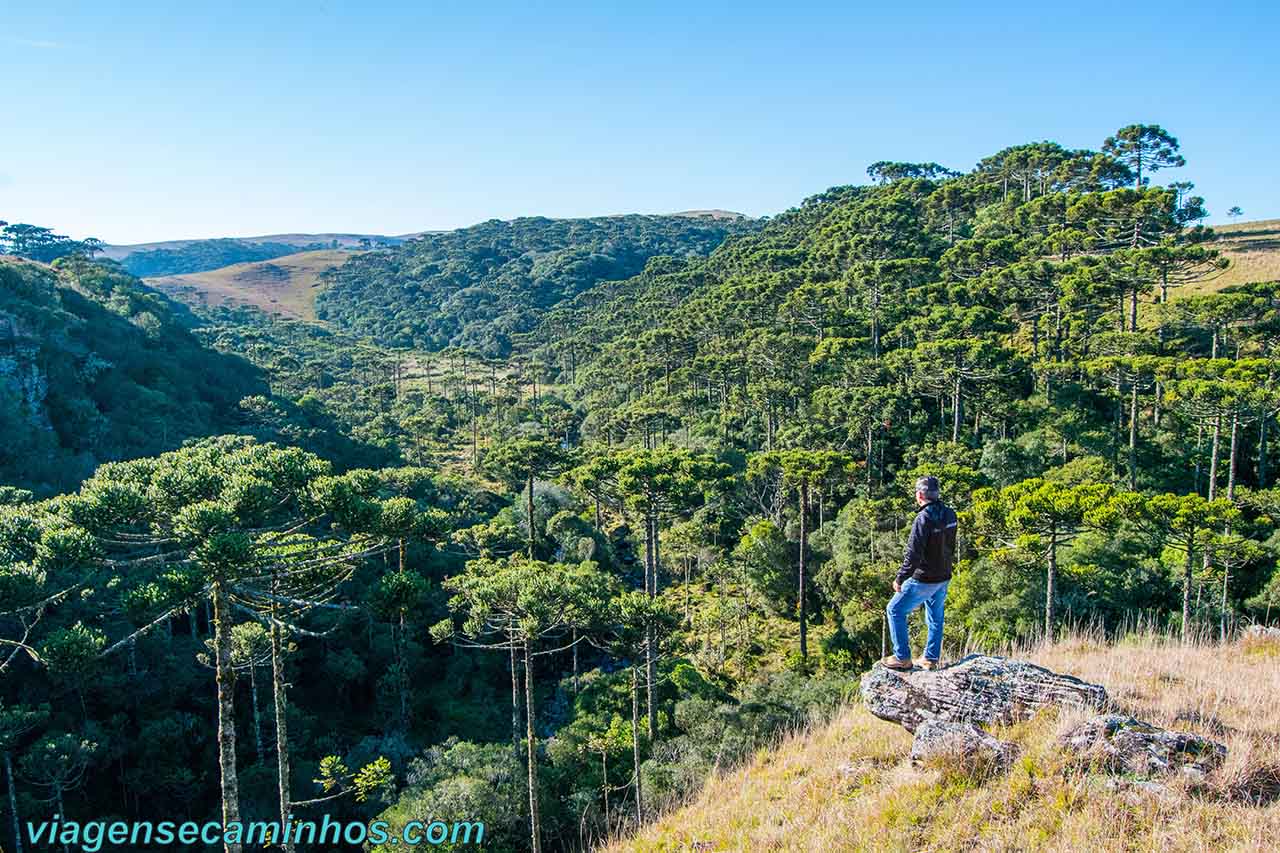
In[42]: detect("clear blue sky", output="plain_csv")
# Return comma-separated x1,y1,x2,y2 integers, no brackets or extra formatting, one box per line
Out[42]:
3,1,1276,244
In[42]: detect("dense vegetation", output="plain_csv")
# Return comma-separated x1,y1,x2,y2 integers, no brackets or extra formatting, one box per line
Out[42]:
0,258,264,494
2,124,1279,853
1,222,103,263
314,214,757,355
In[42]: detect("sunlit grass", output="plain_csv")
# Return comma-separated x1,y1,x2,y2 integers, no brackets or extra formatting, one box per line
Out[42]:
605,629,1280,852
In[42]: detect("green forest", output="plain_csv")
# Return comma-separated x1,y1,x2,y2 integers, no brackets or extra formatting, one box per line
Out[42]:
2,124,1279,853
313,214,757,355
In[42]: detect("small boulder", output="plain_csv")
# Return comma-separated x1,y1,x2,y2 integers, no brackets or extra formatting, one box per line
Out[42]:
1059,714,1227,778
1244,624,1280,641
860,654,1108,733
909,719,1019,772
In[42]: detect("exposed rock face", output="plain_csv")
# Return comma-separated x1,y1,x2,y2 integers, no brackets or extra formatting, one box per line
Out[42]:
909,720,1019,771
1245,624,1280,641
0,312,51,430
860,654,1109,733
1059,714,1228,778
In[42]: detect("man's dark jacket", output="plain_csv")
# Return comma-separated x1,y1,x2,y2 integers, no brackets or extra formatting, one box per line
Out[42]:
896,500,958,584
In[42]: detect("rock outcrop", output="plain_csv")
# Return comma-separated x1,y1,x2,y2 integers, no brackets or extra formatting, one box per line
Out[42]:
861,656,1232,783
860,654,1109,733
908,719,1020,771
1059,714,1227,778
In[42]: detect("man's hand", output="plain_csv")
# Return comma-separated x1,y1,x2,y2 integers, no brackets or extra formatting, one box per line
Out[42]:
893,579,902,594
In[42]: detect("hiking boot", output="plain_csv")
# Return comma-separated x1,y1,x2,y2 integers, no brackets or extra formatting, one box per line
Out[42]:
879,655,914,671
919,659,942,671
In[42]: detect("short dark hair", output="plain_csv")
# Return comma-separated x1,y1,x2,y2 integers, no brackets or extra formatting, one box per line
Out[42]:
915,475,941,500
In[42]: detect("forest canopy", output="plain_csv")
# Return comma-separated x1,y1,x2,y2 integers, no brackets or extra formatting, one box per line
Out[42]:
314,213,758,355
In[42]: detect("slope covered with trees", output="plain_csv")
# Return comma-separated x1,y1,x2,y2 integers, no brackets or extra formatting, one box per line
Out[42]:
0,257,265,493
523,126,1279,649
2,124,1278,853
313,214,757,355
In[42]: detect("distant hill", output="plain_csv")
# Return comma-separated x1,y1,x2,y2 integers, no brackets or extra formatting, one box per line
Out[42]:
103,232,418,277
147,248,355,321
314,213,760,354
670,209,751,220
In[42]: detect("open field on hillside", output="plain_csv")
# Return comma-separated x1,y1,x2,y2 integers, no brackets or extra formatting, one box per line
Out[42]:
147,249,355,320
1186,218,1280,294
608,632,1280,852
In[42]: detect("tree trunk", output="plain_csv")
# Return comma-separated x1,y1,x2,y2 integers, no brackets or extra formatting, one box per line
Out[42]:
1179,544,1196,643
601,751,609,834
645,512,658,741
1220,562,1230,645
1259,410,1269,488
211,584,243,853
510,627,521,760
1194,424,1204,494
951,376,962,442
1227,413,1240,500
1045,535,1057,643
1208,415,1222,500
270,609,295,852
631,665,644,824
1128,382,1139,490
249,662,263,764
798,482,809,661
526,471,536,558
5,751,21,853
524,641,542,853
865,424,874,495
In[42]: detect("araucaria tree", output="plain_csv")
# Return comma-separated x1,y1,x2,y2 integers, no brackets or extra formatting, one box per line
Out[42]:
747,450,855,661
565,447,723,737
972,479,1117,639
433,556,611,853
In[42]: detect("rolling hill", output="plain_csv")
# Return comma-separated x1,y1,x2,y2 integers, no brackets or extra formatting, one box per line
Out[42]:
102,232,420,277
146,248,355,321
313,212,760,354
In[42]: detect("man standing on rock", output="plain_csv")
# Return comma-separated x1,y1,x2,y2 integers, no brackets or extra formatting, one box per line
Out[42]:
881,475,957,671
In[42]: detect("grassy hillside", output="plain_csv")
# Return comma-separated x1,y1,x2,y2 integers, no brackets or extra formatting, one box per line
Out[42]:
608,633,1280,852
1185,218,1280,294
102,232,416,275
147,248,356,320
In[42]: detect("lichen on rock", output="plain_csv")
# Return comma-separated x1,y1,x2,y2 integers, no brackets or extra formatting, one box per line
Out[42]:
909,719,1020,772
1058,713,1228,778
860,654,1109,733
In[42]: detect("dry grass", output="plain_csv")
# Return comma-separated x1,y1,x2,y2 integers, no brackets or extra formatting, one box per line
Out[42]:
1182,218,1280,295
146,249,357,320
605,632,1280,852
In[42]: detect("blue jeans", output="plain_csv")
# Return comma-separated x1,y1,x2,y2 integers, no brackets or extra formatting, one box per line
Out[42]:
887,578,949,662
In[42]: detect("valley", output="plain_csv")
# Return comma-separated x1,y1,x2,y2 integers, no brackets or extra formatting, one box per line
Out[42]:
2,125,1278,853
